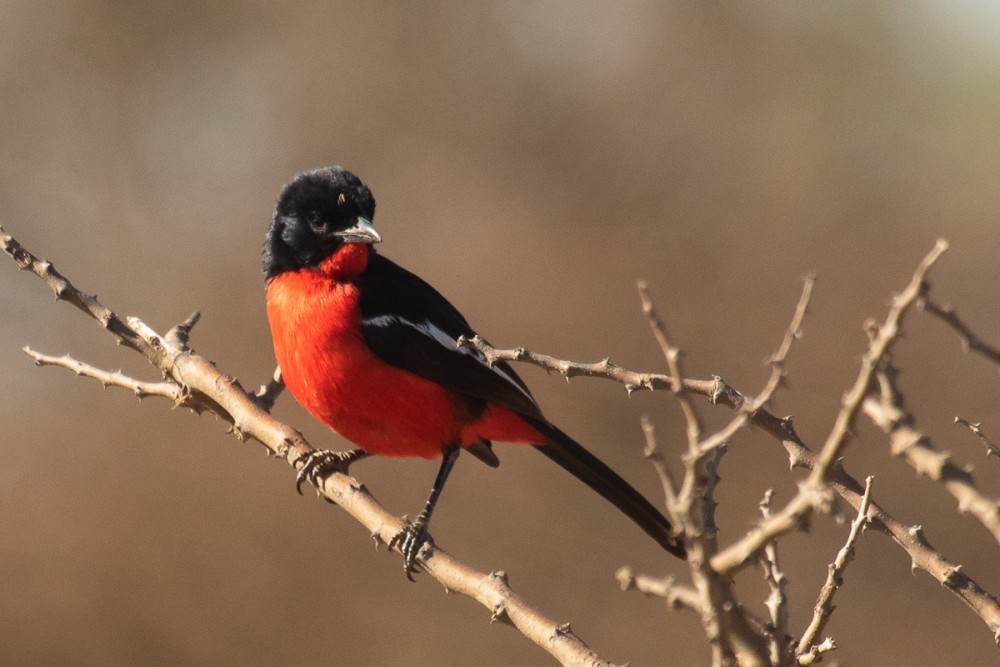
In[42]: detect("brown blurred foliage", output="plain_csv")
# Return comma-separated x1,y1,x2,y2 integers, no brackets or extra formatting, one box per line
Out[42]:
2,2,1000,665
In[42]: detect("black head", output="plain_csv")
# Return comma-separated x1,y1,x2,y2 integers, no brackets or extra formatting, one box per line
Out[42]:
263,166,380,279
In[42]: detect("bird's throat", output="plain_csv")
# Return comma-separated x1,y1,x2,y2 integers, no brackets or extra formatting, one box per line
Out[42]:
317,243,372,281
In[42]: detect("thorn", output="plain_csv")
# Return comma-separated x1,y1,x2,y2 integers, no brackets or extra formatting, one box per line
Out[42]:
490,604,509,624
614,567,635,591
942,565,963,586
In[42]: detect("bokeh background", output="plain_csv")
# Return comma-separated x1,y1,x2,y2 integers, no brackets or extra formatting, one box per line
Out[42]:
2,2,1000,665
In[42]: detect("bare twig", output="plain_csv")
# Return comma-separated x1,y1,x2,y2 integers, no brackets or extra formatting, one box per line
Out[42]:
701,447,726,539
1,228,160,358
2,227,616,667
23,347,185,402
254,366,285,412
636,283,769,667
955,417,1000,460
864,367,1000,546
751,274,816,413
463,246,1000,644
692,276,814,463
615,568,703,614
637,281,702,448
711,241,948,576
462,315,1000,646
711,483,828,576
811,240,948,480
639,415,679,518
758,490,791,666
796,476,874,662
921,297,1000,367
796,638,836,666
166,310,201,348
456,333,684,394
804,449,1000,646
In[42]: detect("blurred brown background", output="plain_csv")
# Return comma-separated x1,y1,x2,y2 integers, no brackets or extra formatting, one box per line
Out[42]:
2,2,1000,665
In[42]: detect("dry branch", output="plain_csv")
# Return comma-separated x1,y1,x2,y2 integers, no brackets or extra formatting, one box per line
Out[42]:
921,297,1000,367
955,417,1000,460
8,225,1000,660
631,278,821,667
1,227,616,667
864,367,1000,546
638,282,769,667
615,568,703,614
796,476,873,662
23,347,184,401
811,240,948,478
711,242,946,577
760,489,789,665
758,490,791,666
460,242,1000,646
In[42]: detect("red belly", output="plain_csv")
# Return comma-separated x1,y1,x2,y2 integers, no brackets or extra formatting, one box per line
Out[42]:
265,246,544,458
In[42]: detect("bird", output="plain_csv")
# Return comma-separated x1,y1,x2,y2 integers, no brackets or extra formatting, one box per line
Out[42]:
262,166,685,577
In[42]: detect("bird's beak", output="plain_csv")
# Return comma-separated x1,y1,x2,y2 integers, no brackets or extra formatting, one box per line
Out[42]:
336,217,382,245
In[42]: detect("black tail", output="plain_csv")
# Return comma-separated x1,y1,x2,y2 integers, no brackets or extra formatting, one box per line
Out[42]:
527,419,686,559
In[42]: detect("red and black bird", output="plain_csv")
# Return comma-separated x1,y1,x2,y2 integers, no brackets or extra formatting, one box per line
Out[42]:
263,166,685,576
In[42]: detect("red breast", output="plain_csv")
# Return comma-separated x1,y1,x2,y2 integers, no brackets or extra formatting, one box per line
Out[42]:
266,244,544,457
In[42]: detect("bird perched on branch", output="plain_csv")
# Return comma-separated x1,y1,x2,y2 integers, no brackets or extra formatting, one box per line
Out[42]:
263,166,685,577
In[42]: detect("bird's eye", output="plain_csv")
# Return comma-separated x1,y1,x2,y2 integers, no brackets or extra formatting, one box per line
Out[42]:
305,211,325,232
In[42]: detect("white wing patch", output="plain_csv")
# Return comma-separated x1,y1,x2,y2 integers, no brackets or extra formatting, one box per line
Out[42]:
363,314,534,402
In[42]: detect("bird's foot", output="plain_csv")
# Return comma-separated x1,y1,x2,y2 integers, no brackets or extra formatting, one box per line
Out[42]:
295,449,369,495
389,516,432,581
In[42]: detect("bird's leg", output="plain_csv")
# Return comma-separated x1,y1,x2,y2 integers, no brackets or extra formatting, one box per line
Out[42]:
295,448,371,495
390,444,460,580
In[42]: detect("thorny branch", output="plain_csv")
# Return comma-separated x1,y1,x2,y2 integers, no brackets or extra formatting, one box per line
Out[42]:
639,416,679,521
1,227,616,667
638,281,771,667
615,568,703,614
463,241,1000,649
23,347,184,402
708,242,946,579
623,276,815,667
811,240,948,479
955,417,1000,460
796,476,873,664
863,365,1000,546
758,490,791,666
9,225,1000,663
921,297,1000,368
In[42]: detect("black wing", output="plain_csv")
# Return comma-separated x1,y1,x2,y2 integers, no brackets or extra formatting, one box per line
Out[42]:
361,253,685,558
358,252,545,421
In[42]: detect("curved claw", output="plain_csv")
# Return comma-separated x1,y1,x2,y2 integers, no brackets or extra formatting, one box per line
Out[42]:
295,449,369,495
389,519,431,581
